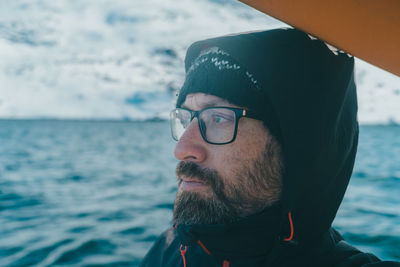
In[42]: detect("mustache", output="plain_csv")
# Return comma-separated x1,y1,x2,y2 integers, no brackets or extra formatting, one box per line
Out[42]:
174,161,238,223
175,161,219,188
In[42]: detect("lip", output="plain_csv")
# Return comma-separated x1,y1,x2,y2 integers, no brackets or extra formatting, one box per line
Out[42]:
180,177,208,191
182,177,203,183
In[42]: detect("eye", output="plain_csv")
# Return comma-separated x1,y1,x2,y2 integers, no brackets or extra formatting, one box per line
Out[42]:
213,114,228,123
201,108,235,127
211,112,234,124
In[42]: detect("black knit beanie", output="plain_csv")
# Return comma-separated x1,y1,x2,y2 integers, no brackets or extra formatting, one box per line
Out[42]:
176,28,356,146
177,46,281,141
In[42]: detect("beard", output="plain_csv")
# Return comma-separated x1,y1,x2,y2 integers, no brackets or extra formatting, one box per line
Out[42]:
173,139,283,225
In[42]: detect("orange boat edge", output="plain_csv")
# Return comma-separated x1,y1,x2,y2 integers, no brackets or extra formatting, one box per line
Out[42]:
239,0,400,77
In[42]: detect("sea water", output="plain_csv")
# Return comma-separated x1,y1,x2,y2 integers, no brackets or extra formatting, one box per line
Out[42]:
0,120,399,266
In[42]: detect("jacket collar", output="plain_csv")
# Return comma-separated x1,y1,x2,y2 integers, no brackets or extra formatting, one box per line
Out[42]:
176,203,282,260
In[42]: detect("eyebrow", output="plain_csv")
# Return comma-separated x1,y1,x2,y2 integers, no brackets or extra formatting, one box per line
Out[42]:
181,99,230,109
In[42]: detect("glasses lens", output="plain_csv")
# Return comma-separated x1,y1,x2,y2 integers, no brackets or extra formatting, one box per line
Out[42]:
170,108,191,141
200,108,236,144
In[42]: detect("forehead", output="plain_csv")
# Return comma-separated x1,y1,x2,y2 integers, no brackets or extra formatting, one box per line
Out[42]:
181,93,237,110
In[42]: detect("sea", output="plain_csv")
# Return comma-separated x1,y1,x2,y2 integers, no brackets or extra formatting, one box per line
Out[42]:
0,0,400,266
0,121,399,266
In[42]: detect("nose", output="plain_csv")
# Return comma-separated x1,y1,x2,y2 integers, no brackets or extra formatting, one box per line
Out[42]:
174,118,207,163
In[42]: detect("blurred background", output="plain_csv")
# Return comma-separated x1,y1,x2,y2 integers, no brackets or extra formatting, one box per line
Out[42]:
0,0,399,266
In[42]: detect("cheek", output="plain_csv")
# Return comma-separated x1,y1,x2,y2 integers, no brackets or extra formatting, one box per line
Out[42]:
235,120,269,159
209,120,268,180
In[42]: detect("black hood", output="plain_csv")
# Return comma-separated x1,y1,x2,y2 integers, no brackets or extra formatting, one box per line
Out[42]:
176,28,359,244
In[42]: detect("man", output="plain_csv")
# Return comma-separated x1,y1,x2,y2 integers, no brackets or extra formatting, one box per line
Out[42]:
141,28,397,266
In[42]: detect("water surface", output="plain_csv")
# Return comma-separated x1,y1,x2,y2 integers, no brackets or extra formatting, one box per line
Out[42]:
0,120,399,266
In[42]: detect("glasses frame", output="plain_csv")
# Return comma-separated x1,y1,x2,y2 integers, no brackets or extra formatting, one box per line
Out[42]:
170,106,261,145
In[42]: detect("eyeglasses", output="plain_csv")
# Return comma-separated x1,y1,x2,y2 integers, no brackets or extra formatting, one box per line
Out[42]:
170,107,260,145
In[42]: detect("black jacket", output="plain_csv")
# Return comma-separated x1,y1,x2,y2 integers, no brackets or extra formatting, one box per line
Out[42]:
141,29,399,267
141,226,393,267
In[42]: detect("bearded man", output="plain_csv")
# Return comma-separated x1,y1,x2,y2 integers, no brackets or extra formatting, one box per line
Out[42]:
141,28,397,267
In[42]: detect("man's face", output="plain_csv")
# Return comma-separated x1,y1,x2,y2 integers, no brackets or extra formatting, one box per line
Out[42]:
173,93,283,225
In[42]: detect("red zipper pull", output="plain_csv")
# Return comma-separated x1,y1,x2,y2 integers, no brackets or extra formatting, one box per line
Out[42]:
180,244,188,267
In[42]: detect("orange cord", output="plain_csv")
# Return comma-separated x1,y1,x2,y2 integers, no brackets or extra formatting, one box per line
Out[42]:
283,211,294,242
197,240,211,255
180,245,187,267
